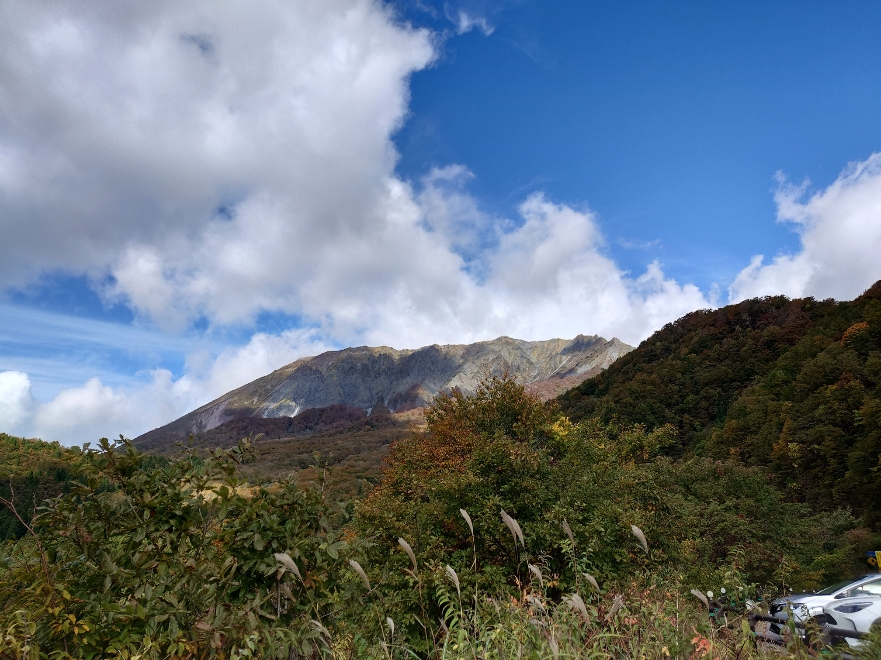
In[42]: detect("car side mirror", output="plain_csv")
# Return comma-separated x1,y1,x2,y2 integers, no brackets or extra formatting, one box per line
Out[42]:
834,592,847,599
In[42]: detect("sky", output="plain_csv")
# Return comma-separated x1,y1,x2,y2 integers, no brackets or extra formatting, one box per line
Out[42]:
1,0,881,444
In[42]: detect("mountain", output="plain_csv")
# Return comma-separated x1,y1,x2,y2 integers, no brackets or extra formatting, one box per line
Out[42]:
559,280,881,525
136,334,631,453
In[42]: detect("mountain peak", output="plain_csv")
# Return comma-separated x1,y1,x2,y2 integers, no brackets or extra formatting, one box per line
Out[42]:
135,334,632,450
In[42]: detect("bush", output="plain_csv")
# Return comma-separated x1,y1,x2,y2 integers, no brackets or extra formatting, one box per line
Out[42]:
0,437,361,659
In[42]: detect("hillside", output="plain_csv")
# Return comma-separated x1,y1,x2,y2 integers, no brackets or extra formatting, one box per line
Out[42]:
139,404,409,500
0,434,85,540
136,334,630,451
559,281,881,524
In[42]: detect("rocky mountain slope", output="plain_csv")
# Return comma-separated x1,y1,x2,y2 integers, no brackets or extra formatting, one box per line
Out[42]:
136,334,630,450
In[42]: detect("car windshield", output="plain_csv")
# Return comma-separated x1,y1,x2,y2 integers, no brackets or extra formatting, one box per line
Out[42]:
815,579,864,596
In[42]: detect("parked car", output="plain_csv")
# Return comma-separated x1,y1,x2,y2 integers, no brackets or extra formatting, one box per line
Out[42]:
766,574,881,639
822,595,881,647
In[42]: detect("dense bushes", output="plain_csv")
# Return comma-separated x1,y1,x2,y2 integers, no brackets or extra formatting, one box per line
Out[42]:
359,378,867,601
1,377,877,658
0,435,86,541
1,439,361,658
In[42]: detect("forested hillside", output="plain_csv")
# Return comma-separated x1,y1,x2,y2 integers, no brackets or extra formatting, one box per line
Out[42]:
560,281,881,524
0,434,85,540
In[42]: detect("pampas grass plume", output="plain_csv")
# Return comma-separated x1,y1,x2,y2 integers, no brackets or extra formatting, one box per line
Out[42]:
690,588,709,607
310,619,331,639
527,563,543,588
500,509,524,546
582,572,599,591
565,593,589,621
605,593,624,621
561,519,574,547
460,508,474,537
348,559,371,591
273,552,303,582
631,525,649,554
397,538,417,572
445,564,461,597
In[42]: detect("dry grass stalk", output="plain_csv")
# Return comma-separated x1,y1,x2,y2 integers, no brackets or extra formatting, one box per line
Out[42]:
348,559,371,591
631,525,649,554
397,538,417,572
273,552,303,583
500,509,524,546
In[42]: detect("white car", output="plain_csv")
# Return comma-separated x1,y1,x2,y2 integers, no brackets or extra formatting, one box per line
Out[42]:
767,574,881,638
822,595,881,647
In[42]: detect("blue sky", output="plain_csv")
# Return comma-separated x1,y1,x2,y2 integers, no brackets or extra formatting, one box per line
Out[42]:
392,0,881,284
1,0,881,443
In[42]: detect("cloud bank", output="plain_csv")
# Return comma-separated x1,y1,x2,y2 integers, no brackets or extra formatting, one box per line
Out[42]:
0,328,333,443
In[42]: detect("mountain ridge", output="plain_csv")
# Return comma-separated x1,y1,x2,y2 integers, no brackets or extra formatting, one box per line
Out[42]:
135,334,631,451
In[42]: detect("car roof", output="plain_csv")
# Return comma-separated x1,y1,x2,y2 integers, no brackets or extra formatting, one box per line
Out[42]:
824,594,881,606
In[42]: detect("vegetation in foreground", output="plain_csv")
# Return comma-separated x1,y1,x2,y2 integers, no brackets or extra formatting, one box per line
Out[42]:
2,377,880,658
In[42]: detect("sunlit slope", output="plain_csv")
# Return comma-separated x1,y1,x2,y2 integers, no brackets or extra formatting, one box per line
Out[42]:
136,334,631,451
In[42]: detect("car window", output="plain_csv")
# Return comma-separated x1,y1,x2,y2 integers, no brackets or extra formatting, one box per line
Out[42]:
818,579,861,596
852,580,881,596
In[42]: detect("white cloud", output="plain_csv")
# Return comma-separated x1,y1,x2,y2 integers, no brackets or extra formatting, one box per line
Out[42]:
451,10,494,36
730,152,881,302
0,1,706,352
171,328,334,410
0,371,34,435
484,194,713,343
0,0,436,325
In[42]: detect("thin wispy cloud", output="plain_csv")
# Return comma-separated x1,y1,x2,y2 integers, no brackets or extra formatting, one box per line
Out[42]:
617,238,661,250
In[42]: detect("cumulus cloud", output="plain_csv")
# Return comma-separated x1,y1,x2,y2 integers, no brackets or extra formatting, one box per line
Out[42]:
0,0,436,326
484,195,713,343
730,152,881,302
0,0,704,348
0,371,34,435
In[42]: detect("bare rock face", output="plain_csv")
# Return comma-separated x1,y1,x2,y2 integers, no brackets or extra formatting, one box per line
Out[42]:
135,334,631,448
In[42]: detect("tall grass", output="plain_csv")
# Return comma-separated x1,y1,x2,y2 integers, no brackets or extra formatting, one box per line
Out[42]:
325,513,875,660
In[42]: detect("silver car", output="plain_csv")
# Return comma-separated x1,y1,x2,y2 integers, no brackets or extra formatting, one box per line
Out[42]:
767,574,881,638
822,594,881,647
